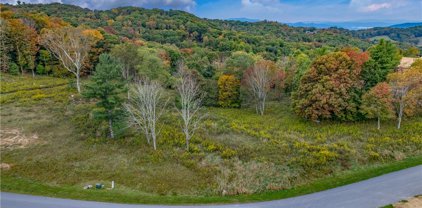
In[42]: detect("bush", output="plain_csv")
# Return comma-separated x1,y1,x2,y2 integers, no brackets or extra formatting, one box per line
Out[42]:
221,148,237,159
36,64,46,74
9,62,19,75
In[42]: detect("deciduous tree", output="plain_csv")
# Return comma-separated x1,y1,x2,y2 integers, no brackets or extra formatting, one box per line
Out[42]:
291,52,361,121
125,80,167,150
176,63,204,151
360,82,394,129
218,74,240,108
41,27,93,93
243,60,275,115
388,60,422,129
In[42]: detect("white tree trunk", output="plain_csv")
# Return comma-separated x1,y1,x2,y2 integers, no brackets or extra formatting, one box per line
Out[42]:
108,118,114,139
176,64,204,151
125,80,166,150
76,73,81,93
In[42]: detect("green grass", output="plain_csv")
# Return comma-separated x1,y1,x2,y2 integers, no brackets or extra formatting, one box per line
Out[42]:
1,74,422,204
2,156,421,204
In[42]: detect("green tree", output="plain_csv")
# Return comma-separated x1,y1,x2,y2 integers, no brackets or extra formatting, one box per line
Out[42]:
361,39,401,90
36,64,45,74
110,43,139,81
83,53,126,138
360,82,394,130
291,52,311,92
9,62,19,75
137,47,171,86
225,51,256,76
403,46,420,58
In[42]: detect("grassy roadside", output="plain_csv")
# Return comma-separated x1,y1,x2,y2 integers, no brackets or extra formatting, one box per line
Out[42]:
2,155,422,205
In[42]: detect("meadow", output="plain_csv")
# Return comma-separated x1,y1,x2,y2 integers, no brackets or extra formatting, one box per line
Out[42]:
1,73,422,204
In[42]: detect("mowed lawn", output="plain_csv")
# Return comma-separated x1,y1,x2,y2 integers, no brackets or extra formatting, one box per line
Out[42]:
1,74,422,204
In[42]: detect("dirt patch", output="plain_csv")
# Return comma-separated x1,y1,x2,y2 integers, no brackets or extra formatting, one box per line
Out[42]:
0,128,40,149
394,196,422,208
0,163,11,170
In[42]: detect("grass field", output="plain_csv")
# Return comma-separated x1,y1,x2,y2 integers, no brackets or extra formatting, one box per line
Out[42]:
1,73,422,204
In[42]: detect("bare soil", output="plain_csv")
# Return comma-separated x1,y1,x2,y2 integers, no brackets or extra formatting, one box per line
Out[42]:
394,196,422,208
0,128,39,149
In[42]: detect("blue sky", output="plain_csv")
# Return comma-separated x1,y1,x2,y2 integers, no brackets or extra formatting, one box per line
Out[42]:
4,0,422,22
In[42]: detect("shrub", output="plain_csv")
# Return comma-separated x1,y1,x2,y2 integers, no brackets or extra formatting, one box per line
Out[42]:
9,62,19,75
36,64,46,74
221,148,237,159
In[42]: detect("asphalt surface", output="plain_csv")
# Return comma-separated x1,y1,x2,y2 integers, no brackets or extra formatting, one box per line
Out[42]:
2,165,422,208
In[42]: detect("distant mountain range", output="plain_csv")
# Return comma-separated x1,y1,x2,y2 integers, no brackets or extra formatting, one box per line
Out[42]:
226,18,422,30
389,22,422,28
227,18,260,23
285,21,394,30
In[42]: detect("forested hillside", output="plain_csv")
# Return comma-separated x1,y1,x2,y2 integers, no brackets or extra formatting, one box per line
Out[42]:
350,26,422,47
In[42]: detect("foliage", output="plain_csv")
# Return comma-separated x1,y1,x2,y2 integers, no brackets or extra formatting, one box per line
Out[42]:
388,60,422,128
225,51,256,76
83,54,126,138
361,39,401,90
218,74,241,108
8,62,19,75
291,52,361,121
136,47,172,86
360,82,394,129
110,43,140,80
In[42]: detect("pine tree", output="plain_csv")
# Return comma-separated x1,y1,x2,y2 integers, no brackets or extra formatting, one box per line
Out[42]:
361,39,401,90
83,53,126,138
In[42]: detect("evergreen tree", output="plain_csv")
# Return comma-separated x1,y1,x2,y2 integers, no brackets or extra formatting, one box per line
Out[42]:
361,39,401,90
83,53,126,138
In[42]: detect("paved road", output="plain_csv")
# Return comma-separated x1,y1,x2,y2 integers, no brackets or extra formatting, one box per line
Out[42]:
2,165,422,208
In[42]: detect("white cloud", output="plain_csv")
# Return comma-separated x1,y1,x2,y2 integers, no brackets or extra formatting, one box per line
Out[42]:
362,3,391,12
240,0,282,13
350,0,411,12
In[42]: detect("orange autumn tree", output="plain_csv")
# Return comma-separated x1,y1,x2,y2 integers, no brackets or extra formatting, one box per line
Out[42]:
388,59,422,129
360,82,394,130
6,18,39,76
292,52,362,121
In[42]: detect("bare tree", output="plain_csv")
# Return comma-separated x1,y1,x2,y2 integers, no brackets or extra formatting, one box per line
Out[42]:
125,80,166,150
176,63,205,151
41,27,92,93
244,61,273,115
391,86,408,129
389,66,422,129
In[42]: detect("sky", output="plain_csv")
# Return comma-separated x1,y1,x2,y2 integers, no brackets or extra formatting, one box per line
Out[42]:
2,0,422,23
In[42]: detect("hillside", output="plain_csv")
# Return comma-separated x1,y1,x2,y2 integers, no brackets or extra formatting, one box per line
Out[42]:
8,3,370,58
390,22,422,28
350,26,422,47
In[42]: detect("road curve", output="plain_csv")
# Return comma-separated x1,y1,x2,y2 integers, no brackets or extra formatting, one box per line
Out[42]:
2,165,422,208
